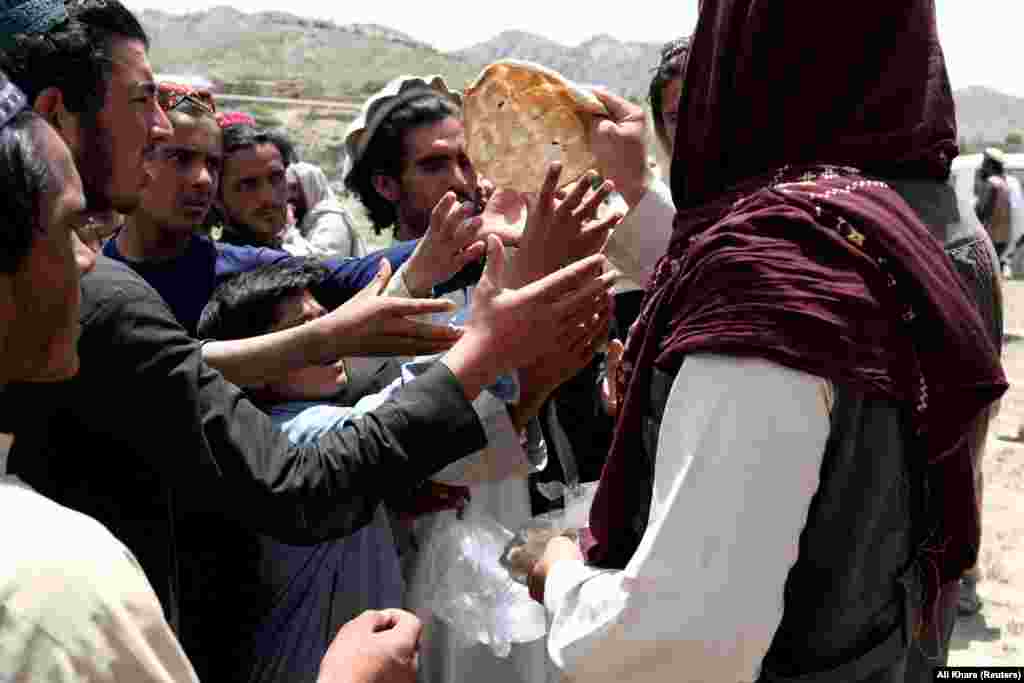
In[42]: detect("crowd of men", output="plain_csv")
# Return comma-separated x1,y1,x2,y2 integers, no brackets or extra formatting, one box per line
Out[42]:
0,0,1011,682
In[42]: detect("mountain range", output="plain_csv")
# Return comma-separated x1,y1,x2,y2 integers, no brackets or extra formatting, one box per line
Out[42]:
138,6,1024,143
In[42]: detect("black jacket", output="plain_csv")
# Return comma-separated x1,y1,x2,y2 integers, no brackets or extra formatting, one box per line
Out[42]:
6,256,486,631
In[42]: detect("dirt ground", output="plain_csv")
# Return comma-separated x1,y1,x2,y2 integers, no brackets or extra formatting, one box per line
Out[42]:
948,278,1024,666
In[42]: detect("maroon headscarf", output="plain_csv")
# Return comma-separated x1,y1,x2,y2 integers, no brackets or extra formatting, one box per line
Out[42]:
587,0,1007,621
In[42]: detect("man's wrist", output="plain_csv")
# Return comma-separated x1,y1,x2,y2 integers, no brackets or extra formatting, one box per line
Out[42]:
613,167,653,209
441,336,496,402
401,263,431,298
305,314,347,365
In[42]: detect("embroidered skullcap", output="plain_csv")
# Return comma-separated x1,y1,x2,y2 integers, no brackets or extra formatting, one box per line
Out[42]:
216,110,256,129
0,0,68,50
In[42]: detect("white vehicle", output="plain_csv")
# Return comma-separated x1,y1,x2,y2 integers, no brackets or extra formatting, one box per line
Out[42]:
951,152,1024,276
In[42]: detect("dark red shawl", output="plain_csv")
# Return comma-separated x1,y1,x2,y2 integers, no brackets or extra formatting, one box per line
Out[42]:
586,0,1007,618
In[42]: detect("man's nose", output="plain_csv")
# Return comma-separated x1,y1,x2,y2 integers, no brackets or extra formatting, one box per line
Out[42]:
149,102,173,145
192,163,215,192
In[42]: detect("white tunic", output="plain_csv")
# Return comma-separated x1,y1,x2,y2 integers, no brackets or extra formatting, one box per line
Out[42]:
544,355,832,683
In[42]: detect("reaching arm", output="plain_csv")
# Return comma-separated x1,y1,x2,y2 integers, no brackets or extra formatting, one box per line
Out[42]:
82,264,486,544
540,355,830,683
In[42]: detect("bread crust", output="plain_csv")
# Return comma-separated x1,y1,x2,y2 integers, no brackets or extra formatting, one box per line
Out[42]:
464,60,608,192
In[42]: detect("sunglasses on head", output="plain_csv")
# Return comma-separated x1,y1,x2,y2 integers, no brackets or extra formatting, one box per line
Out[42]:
157,82,217,115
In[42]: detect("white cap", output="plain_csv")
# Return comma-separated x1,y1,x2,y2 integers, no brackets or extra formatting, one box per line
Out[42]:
341,75,461,180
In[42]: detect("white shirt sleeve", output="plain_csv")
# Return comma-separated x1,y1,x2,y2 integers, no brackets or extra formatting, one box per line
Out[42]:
544,354,832,683
602,178,675,290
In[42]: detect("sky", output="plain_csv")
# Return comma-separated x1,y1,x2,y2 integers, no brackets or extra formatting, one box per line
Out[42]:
126,0,1024,98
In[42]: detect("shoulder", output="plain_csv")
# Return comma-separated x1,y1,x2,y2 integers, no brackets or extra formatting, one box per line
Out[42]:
0,481,193,682
0,478,155,627
80,256,170,317
79,256,177,329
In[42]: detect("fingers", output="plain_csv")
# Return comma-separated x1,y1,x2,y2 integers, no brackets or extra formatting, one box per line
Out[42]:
358,338,459,358
479,178,496,202
574,178,616,223
352,259,392,301
559,296,612,353
455,240,488,267
537,161,563,209
380,296,458,319
374,608,422,638
591,87,643,123
520,254,615,303
481,234,507,290
429,192,460,238
574,212,620,260
373,608,423,660
555,171,595,219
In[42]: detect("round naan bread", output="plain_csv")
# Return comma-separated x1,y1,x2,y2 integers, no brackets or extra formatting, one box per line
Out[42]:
463,60,608,193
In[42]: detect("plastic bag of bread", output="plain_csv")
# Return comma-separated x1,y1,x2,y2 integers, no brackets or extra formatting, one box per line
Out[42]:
407,508,547,657
499,481,598,584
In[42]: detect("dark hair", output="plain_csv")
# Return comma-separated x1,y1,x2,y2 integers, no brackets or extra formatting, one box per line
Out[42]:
0,0,149,123
264,129,299,165
648,36,689,153
0,111,57,273
221,123,289,162
197,260,330,342
981,156,1005,177
344,92,459,234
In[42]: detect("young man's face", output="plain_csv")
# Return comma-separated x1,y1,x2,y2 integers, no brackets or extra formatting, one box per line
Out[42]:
391,116,478,240
137,115,223,235
661,76,683,153
267,289,348,401
0,123,96,384
219,143,289,246
74,37,171,214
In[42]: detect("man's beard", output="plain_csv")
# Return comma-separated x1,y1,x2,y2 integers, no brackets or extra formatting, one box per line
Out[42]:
223,207,286,248
396,204,431,241
76,119,143,215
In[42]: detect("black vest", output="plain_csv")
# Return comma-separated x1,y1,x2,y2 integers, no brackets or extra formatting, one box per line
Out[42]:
643,369,916,682
635,180,992,682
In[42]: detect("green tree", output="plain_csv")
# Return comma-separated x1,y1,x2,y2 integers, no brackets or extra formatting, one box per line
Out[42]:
1006,131,1023,147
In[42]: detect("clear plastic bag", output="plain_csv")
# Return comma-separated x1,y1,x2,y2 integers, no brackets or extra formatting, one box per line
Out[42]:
500,481,598,585
408,508,547,658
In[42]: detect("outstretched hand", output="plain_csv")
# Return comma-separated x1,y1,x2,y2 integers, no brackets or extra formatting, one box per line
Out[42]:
590,88,651,208
315,259,462,360
509,162,622,288
443,235,618,401
401,193,489,296
318,609,422,683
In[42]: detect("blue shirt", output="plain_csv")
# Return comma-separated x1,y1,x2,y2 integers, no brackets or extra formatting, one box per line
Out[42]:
103,234,417,336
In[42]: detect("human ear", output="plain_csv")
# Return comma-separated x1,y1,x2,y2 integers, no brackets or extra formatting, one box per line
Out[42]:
34,88,82,155
372,174,402,203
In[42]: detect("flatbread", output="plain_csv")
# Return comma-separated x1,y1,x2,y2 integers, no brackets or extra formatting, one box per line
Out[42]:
463,60,608,193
